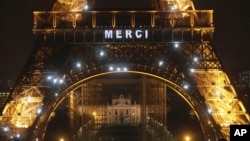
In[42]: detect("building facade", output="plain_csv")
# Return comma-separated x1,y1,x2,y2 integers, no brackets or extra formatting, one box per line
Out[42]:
237,70,250,88
107,94,140,125
236,70,250,112
78,94,140,125
0,80,13,114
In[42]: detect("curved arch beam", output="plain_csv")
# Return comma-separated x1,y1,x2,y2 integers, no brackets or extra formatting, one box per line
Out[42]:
30,70,220,141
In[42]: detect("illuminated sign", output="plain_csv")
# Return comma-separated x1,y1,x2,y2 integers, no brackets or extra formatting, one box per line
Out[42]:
104,29,148,39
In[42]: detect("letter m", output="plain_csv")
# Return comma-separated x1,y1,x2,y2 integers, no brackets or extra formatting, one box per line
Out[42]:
105,30,113,39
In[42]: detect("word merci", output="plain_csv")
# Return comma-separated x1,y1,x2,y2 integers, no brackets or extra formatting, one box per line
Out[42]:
230,125,250,141
104,29,149,39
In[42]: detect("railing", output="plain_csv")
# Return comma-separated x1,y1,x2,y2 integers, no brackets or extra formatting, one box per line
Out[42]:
33,10,213,29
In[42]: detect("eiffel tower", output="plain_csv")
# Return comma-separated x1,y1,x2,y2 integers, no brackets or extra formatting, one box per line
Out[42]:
0,0,249,141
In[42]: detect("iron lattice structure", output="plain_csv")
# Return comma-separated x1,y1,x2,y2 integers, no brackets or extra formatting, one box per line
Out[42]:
0,0,249,141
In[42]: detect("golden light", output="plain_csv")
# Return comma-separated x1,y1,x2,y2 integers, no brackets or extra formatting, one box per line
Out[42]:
185,135,190,141
92,111,97,120
60,138,64,141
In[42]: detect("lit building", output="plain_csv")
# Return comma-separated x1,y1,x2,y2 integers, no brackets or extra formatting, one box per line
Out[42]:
107,94,140,125
236,70,250,113
0,80,13,113
77,94,140,125
0,80,13,141
237,70,250,88
0,91,10,112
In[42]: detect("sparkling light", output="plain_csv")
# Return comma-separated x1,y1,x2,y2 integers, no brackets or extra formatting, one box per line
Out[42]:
158,61,163,66
190,68,195,72
100,51,104,57
3,127,9,132
37,108,42,114
53,78,58,84
216,90,221,97
174,42,179,48
109,66,114,71
59,79,64,84
47,76,52,80
208,108,212,114
183,84,189,90
84,5,89,10
76,62,81,68
193,57,199,62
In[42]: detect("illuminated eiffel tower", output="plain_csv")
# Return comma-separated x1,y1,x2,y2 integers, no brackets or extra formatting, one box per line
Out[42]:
0,0,249,141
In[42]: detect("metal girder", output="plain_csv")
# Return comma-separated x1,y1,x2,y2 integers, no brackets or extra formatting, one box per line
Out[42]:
190,69,250,139
32,10,213,29
1,86,43,132
51,0,195,11
181,43,221,69
52,0,88,11
158,0,195,11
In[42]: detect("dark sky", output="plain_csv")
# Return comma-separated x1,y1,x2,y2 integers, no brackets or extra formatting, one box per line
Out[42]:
198,0,250,80
0,0,55,81
0,0,250,81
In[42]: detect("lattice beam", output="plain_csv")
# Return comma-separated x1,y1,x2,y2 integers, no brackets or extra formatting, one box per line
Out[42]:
190,69,250,139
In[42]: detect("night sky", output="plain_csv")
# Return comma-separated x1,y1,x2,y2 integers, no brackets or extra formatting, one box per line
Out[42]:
0,0,55,81
198,0,250,80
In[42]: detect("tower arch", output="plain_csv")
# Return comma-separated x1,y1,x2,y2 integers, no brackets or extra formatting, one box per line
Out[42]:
31,70,219,141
